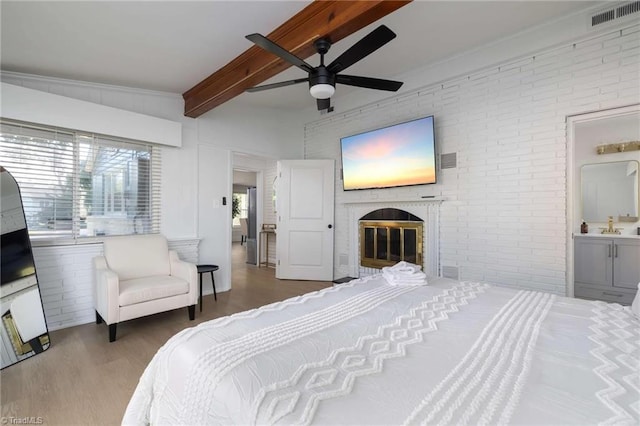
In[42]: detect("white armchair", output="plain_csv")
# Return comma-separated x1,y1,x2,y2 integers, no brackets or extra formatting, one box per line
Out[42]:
93,234,197,342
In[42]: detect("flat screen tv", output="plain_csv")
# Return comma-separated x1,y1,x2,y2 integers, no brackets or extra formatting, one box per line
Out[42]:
340,116,436,191
1,228,36,286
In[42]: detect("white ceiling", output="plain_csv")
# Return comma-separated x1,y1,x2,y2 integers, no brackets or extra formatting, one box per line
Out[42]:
1,1,599,112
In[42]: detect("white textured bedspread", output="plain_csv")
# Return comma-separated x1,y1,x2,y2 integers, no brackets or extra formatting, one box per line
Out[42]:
122,276,639,425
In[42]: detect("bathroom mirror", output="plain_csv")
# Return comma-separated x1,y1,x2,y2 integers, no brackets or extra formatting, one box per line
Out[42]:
581,160,639,222
1,166,50,369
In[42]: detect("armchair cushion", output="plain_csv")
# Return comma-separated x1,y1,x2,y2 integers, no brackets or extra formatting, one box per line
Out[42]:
103,234,170,281
119,276,189,307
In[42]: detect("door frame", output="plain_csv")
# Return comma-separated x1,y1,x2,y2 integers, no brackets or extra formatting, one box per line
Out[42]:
565,103,640,298
231,152,269,285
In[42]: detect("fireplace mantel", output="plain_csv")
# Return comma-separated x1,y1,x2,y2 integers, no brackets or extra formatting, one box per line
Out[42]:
343,197,445,205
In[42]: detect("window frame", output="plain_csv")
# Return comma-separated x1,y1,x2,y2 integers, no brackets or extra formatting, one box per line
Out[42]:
0,119,162,246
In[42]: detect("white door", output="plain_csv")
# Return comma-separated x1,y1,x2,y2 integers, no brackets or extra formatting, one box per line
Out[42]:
276,159,334,281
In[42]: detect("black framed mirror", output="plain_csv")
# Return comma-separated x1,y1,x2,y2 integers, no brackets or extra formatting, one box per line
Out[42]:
1,166,50,369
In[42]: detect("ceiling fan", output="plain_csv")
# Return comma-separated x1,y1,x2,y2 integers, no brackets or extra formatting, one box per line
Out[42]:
245,25,404,112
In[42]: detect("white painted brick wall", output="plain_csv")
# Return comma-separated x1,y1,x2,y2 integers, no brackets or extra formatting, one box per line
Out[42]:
263,161,277,266
304,24,640,296
168,239,200,264
32,238,199,331
33,244,102,331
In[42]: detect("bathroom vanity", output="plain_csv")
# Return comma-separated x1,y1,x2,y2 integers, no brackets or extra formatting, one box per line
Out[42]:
574,234,640,305
575,160,639,305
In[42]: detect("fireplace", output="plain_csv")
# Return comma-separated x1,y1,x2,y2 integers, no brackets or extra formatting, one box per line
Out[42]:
344,199,441,278
359,209,423,269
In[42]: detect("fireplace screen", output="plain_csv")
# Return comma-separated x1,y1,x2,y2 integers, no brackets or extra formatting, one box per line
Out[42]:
359,221,423,269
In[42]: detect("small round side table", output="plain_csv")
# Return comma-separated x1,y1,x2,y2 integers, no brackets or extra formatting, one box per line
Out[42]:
196,264,219,312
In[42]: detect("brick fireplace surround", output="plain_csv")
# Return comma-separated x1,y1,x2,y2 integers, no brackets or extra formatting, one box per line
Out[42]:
344,199,442,278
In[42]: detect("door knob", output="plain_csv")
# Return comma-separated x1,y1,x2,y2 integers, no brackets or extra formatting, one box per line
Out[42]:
328,224,333,229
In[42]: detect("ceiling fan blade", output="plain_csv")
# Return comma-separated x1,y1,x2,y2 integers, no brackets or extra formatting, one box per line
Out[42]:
245,78,309,93
336,75,403,92
327,25,396,74
317,98,331,111
246,34,314,73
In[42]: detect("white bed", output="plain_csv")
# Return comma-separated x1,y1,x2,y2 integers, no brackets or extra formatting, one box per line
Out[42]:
122,275,639,425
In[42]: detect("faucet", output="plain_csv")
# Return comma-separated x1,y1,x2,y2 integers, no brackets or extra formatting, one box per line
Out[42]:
601,216,621,234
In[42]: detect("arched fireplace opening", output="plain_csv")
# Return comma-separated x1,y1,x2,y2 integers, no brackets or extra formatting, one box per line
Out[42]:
359,208,423,269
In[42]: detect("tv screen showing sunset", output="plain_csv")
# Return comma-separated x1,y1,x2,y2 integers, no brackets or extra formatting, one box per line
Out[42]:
341,116,436,190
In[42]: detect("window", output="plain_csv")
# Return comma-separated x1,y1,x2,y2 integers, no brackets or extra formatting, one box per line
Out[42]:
0,120,161,241
232,192,248,226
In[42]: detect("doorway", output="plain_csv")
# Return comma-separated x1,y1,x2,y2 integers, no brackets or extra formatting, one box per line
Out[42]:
231,152,276,288
232,170,257,265
566,104,640,297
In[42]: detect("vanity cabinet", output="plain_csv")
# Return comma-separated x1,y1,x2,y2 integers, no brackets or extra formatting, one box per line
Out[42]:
574,236,640,305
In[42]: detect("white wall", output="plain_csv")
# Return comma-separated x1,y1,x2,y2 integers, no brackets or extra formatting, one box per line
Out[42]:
304,13,640,296
199,102,307,160
233,170,257,187
0,72,306,329
198,145,232,292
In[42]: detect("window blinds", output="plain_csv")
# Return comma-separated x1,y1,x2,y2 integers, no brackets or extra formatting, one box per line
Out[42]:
0,120,161,240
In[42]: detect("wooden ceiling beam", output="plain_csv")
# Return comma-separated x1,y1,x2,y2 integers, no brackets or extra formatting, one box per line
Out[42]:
182,0,412,118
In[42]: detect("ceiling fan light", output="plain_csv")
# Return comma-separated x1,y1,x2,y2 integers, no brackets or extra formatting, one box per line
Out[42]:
309,84,335,99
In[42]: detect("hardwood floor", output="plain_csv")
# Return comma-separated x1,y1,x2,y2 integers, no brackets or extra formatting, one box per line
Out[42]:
0,243,332,425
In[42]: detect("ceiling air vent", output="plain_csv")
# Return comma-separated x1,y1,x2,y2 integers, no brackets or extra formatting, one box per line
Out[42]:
592,9,615,26
591,1,640,27
618,0,640,17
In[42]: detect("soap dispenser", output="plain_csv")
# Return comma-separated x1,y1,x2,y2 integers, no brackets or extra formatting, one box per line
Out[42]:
580,221,588,234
